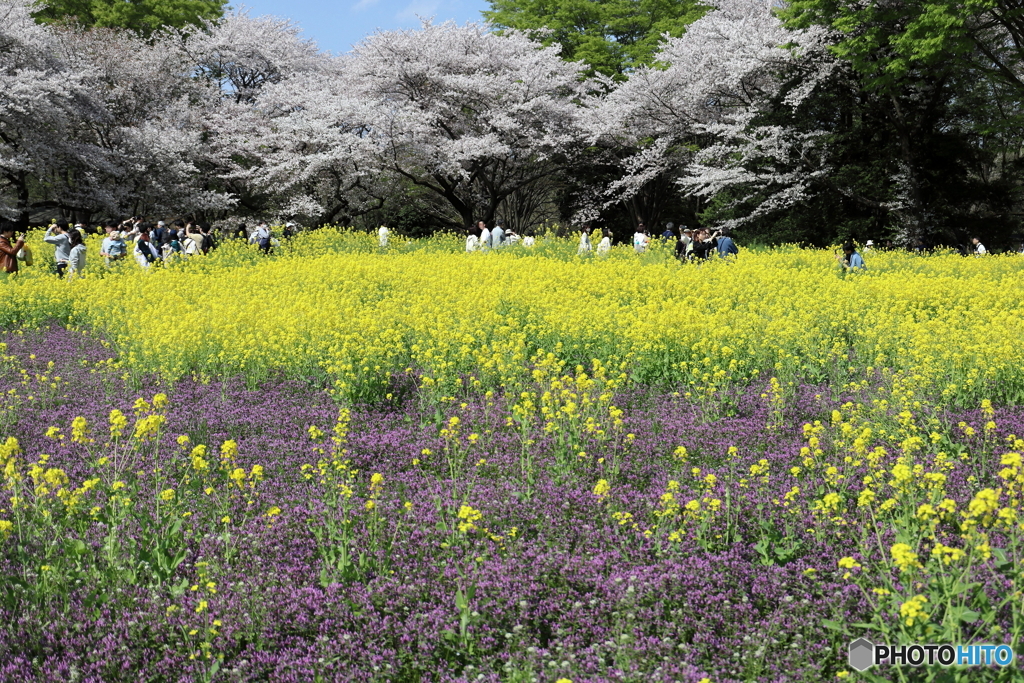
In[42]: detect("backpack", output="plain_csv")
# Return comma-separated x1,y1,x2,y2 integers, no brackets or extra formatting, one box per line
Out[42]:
201,233,214,253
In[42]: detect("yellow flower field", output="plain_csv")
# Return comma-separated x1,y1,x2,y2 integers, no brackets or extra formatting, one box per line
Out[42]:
5,229,1024,407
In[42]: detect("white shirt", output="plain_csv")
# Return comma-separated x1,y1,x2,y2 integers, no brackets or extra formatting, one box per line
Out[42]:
183,236,202,256
975,242,987,255
523,236,535,247
479,228,490,250
597,236,611,254
466,234,479,252
250,225,270,243
378,226,389,247
633,232,648,253
578,231,591,254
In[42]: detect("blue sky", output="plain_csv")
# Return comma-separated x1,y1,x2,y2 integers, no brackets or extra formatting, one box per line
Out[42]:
237,0,492,55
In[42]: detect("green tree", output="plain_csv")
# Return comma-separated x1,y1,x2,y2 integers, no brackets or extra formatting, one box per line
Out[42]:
34,0,226,35
483,0,708,78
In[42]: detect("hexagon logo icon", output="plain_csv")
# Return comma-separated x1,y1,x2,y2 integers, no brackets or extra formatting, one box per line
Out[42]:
849,638,875,672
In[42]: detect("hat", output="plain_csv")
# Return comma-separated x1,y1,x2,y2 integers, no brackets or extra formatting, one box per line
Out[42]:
683,228,692,233
286,222,296,228
865,240,874,246
157,221,165,226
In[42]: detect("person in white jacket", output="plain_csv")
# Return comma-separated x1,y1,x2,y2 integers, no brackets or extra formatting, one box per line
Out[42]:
378,225,389,248
597,228,612,255
578,225,592,254
66,229,86,279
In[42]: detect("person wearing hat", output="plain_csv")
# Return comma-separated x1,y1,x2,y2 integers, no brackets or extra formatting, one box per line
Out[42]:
864,240,874,252
0,222,26,280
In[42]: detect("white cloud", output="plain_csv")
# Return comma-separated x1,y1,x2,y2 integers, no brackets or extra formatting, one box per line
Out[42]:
352,0,380,11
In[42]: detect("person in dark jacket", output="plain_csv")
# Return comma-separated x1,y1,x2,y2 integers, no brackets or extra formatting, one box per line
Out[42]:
691,229,717,260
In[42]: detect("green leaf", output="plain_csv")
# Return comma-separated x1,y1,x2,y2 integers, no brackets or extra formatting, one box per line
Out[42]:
821,619,848,633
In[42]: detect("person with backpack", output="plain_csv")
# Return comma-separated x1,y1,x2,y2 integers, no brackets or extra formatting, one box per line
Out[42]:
134,227,161,268
182,225,202,257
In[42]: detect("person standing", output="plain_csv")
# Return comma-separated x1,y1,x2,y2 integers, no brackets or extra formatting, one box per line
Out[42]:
44,221,72,278
134,228,161,268
101,223,126,267
67,229,86,279
478,221,491,252
597,228,612,255
199,223,216,254
715,228,739,258
972,237,987,255
633,224,646,254
378,224,389,248
0,223,26,281
251,221,272,253
578,225,592,255
691,229,716,260
675,227,692,261
466,225,480,252
661,222,675,240
491,221,505,249
522,230,535,248
182,228,202,257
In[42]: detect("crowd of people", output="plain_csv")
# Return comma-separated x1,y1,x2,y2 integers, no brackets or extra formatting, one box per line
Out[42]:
0,217,302,280
463,220,745,261
3,215,1016,282
463,220,536,251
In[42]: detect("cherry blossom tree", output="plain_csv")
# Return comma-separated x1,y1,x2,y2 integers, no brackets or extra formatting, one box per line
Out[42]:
345,20,591,228
586,0,837,231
